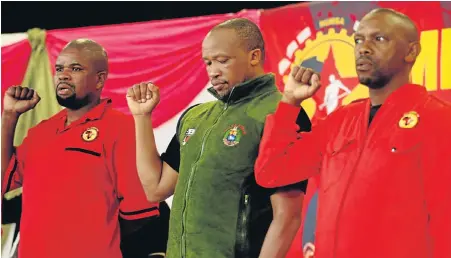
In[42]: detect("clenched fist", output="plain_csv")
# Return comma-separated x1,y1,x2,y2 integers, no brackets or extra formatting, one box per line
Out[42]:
282,66,321,107
126,82,160,116
3,86,41,115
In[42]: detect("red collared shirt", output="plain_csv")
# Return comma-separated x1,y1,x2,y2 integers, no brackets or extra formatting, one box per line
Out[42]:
3,99,158,258
255,84,451,258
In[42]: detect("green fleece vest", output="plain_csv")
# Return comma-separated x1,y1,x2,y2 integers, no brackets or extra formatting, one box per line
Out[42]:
167,74,282,258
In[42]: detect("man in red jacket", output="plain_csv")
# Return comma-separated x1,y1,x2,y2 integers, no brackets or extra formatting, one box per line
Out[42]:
255,8,451,258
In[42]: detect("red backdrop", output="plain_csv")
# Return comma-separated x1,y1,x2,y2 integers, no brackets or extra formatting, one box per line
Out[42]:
2,2,450,257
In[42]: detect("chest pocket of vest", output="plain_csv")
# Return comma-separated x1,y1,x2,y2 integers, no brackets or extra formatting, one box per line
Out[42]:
322,138,358,192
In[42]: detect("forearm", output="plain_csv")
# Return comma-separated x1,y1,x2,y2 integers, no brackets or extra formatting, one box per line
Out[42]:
1,112,19,181
259,217,302,258
133,115,163,200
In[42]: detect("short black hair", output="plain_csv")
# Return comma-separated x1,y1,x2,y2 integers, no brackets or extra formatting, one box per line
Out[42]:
63,38,109,73
212,18,266,63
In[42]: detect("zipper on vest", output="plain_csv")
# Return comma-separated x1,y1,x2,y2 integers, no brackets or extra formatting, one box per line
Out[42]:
180,87,236,258
241,194,249,243
237,194,250,256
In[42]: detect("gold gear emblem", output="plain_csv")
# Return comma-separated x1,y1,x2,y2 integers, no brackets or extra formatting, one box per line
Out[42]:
398,111,419,129
283,28,367,118
82,127,99,142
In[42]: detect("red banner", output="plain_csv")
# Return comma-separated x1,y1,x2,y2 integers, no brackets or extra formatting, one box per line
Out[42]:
261,1,451,123
260,2,451,257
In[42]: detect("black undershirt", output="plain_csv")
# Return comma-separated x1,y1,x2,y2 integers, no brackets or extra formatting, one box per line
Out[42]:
369,104,382,125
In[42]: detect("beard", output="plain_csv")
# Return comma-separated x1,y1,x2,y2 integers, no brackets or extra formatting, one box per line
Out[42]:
356,57,393,90
217,88,232,99
56,92,91,110
359,70,391,90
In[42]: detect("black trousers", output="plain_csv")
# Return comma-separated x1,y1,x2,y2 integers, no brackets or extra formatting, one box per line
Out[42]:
121,201,170,258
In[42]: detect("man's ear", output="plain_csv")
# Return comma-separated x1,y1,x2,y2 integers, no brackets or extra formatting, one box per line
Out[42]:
405,41,421,64
249,49,262,66
96,71,107,90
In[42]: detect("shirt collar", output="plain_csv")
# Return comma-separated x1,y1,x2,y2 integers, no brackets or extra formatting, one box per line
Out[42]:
382,83,428,109
56,98,112,124
207,73,278,104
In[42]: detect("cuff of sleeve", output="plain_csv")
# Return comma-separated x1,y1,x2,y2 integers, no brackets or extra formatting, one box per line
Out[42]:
274,102,303,128
120,206,160,220
161,153,179,173
275,179,308,194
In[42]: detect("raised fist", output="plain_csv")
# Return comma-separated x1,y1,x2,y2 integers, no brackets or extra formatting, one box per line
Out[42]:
282,66,321,107
3,86,41,115
126,82,160,116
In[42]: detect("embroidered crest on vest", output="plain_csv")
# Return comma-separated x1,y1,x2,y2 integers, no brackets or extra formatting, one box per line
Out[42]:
223,124,246,146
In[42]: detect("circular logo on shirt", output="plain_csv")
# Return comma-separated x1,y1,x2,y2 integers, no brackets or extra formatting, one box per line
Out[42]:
398,111,419,129
82,127,99,142
223,124,246,147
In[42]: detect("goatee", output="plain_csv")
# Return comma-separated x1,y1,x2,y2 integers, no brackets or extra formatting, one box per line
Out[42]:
56,93,91,110
359,74,390,90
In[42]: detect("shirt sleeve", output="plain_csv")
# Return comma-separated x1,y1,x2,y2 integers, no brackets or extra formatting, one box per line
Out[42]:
255,102,332,188
265,180,309,196
2,134,30,195
262,107,311,194
161,134,180,172
115,116,160,220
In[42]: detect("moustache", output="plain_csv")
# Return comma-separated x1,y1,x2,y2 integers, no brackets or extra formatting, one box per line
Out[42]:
56,82,76,91
356,56,374,65
211,80,227,86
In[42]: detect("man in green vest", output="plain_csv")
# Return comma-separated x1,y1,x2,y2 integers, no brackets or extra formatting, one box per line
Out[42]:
126,18,311,258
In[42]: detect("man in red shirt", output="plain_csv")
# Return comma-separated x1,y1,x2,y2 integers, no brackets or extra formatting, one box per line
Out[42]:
255,8,451,258
1,39,158,258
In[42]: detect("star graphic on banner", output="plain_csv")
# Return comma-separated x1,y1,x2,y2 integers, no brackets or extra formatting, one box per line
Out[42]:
309,46,360,120
319,47,359,91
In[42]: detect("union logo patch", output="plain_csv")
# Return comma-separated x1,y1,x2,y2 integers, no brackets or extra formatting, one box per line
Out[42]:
398,111,419,129
82,127,99,142
223,124,246,147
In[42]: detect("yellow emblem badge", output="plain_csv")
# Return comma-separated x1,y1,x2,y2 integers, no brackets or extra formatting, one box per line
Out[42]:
82,127,99,142
398,111,419,129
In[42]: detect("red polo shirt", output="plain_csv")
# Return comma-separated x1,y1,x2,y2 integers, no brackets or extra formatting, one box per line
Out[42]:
2,99,159,258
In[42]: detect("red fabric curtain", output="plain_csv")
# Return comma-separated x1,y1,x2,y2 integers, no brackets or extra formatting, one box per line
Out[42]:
1,40,32,105
44,10,259,127
1,10,259,127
